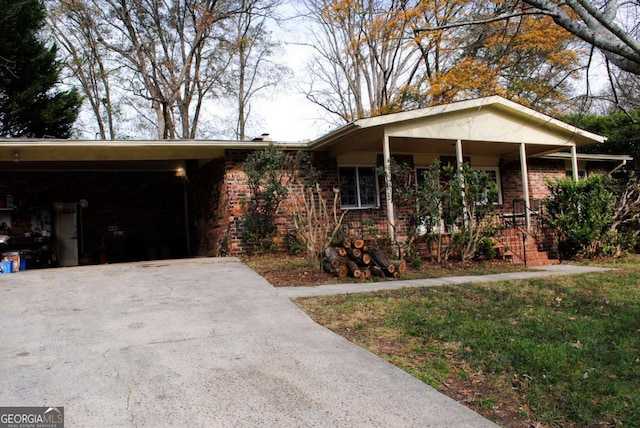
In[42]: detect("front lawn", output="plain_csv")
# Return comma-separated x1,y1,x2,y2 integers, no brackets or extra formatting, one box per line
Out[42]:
294,255,640,427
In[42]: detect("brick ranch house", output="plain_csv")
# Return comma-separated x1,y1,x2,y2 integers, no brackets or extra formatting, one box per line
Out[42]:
0,96,631,268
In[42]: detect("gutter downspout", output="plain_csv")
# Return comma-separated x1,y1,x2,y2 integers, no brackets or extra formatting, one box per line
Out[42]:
609,159,627,175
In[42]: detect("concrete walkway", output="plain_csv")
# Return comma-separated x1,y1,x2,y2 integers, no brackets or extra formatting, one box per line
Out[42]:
280,264,614,298
0,259,610,427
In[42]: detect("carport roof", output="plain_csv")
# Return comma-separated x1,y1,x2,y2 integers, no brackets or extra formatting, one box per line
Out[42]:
0,96,608,163
0,139,309,162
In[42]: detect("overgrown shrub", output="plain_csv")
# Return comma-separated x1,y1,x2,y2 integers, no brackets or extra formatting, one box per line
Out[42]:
380,159,497,262
241,147,315,253
543,174,615,259
241,146,290,253
610,173,640,254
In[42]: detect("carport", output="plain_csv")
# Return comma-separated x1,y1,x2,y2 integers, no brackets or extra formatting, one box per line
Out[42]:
0,140,233,267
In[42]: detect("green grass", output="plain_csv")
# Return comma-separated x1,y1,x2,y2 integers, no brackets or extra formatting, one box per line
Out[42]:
295,255,640,427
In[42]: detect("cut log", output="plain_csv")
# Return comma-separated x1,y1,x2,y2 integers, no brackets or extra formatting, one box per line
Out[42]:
346,259,362,278
369,247,395,272
362,267,372,279
352,238,365,249
391,259,407,274
324,247,347,268
361,253,372,265
323,261,348,278
347,248,362,260
326,241,405,280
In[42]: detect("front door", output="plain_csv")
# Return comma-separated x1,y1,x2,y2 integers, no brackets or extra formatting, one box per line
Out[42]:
54,203,78,266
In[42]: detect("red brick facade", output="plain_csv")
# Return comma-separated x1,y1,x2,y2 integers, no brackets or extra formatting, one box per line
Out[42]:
192,151,574,256
500,158,566,210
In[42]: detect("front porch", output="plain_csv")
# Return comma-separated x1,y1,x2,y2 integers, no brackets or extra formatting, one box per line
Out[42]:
310,97,613,266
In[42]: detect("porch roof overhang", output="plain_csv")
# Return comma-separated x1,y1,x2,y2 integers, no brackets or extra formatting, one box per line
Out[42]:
0,96,609,166
309,96,606,159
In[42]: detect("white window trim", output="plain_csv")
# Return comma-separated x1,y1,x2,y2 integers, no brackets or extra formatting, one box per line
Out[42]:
338,165,380,209
565,169,588,179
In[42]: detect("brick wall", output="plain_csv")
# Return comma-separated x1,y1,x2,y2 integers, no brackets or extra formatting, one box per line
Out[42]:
500,158,565,209
194,149,409,255
194,153,574,256
192,158,229,256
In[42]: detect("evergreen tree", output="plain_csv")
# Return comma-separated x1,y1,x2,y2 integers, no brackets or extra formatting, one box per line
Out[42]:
0,0,81,138
564,110,640,176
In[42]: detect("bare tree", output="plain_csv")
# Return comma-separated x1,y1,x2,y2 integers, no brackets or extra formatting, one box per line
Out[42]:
48,0,121,139
302,0,584,123
303,0,419,122
49,0,248,140
225,0,289,140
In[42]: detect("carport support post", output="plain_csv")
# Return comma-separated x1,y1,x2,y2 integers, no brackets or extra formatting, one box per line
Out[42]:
519,142,531,230
383,134,395,241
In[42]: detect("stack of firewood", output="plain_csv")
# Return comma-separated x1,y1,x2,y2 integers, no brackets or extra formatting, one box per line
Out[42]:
323,237,407,279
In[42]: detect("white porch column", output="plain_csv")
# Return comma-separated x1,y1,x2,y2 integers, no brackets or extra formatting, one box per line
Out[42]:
519,142,531,230
571,144,579,182
455,139,468,229
383,133,395,240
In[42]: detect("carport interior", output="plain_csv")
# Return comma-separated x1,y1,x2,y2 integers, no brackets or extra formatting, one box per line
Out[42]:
0,161,188,268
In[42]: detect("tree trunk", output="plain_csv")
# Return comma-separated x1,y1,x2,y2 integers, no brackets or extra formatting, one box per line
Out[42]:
324,247,347,268
370,265,386,278
369,247,395,272
346,259,362,278
323,261,348,278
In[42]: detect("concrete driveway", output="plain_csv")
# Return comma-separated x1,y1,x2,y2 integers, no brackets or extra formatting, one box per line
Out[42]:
0,258,496,427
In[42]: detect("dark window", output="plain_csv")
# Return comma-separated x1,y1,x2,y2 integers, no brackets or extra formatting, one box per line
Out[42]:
339,166,379,208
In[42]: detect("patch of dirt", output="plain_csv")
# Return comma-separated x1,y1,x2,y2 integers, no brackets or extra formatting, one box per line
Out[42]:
240,254,344,287
443,371,533,428
242,253,525,287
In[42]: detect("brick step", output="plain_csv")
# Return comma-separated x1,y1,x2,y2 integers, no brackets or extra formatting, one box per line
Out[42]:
493,238,558,267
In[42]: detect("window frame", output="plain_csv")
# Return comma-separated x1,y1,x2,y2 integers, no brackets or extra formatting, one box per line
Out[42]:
474,166,502,205
338,165,380,209
415,165,502,205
